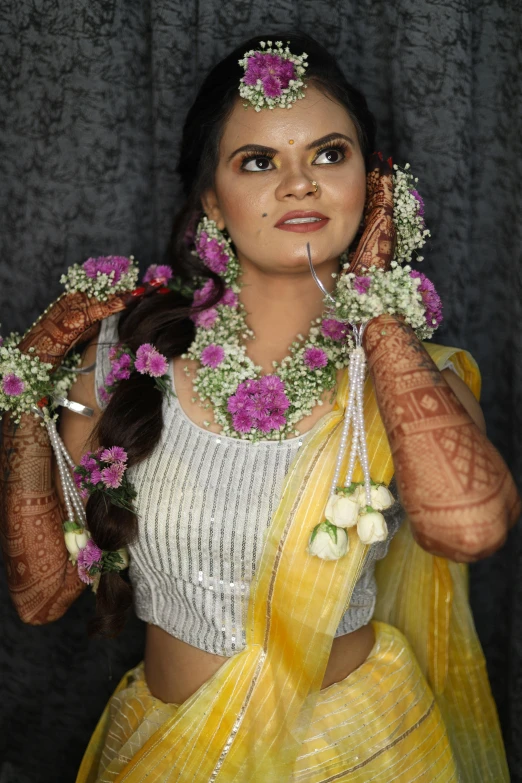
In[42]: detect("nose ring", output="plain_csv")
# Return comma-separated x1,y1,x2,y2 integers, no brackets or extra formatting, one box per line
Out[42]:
310,180,319,194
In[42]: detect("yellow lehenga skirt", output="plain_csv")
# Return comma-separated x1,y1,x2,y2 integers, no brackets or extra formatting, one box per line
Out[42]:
77,345,509,782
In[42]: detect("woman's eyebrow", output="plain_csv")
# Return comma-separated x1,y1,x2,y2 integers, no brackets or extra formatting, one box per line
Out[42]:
227,133,355,162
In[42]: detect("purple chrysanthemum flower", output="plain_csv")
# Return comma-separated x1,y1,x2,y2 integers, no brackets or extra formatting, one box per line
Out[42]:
243,52,296,99
193,279,217,308
73,470,83,489
83,256,130,284
98,386,111,404
100,462,126,489
353,276,372,295
2,374,25,397
227,375,289,434
77,539,103,584
193,308,218,329
321,318,349,342
100,446,127,464
148,352,168,377
90,468,103,485
201,344,225,369
220,288,238,308
108,345,120,361
143,264,173,284
80,453,98,471
410,271,443,327
232,410,255,433
196,232,229,274
303,347,328,370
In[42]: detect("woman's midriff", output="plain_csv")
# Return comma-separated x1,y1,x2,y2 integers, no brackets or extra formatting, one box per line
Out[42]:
144,622,376,705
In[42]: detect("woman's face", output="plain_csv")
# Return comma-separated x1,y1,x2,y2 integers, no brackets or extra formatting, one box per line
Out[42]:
202,83,367,277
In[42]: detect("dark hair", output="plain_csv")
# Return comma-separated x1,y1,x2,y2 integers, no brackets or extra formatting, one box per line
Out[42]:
87,32,377,636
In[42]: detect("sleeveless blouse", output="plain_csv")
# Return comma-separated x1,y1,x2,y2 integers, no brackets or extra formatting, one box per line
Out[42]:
95,315,404,656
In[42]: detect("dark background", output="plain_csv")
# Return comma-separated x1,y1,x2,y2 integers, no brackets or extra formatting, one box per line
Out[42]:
1,1,521,781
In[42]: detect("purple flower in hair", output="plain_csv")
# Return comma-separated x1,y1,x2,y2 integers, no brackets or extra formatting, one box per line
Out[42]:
134,343,168,377
100,446,128,464
321,318,349,342
243,52,296,99
410,271,443,327
2,374,25,397
201,344,225,369
101,462,126,489
143,264,173,284
77,540,103,584
303,347,328,370
353,276,371,295
220,288,238,308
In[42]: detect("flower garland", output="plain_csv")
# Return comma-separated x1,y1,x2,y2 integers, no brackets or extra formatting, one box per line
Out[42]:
183,218,351,441
238,40,308,111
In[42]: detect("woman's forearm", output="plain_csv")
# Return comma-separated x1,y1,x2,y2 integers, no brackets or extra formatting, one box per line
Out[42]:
363,314,521,561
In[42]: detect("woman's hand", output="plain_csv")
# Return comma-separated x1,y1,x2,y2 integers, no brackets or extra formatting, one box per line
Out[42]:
363,314,521,562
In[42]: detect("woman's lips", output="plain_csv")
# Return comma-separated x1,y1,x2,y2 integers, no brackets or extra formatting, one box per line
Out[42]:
275,211,330,233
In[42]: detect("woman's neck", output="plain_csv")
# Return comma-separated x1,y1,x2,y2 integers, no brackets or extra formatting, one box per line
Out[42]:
238,258,339,374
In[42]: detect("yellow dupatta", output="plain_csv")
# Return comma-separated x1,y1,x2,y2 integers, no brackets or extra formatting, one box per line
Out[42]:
78,344,508,781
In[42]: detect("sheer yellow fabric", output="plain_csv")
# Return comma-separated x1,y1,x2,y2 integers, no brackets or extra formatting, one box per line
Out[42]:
77,344,508,782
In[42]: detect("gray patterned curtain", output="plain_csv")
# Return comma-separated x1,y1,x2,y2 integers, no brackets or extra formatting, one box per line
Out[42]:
1,2,521,781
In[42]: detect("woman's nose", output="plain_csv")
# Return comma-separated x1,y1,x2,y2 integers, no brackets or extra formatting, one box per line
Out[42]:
275,171,318,201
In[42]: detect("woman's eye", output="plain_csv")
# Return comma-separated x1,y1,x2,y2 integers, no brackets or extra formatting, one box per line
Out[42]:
241,156,274,172
314,148,345,165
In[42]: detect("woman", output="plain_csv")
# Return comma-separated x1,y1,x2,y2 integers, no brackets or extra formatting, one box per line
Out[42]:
1,33,519,781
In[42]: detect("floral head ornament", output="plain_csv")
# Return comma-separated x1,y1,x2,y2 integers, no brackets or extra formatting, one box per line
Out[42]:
238,41,308,111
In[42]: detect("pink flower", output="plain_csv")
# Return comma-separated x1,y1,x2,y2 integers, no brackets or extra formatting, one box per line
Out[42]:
304,347,328,370
77,540,103,584
227,375,289,435
2,374,25,396
220,288,238,308
232,410,255,433
98,386,111,404
353,276,371,295
83,256,131,284
108,345,120,361
243,52,296,99
196,232,229,274
101,462,126,489
143,264,173,284
201,344,225,369
193,308,218,329
90,468,103,485
193,279,217,308
410,271,443,327
148,352,168,377
80,453,98,471
135,344,169,377
100,446,127,464
321,318,349,342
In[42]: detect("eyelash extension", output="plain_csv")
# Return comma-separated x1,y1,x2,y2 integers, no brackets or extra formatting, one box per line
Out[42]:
313,140,349,162
238,149,276,168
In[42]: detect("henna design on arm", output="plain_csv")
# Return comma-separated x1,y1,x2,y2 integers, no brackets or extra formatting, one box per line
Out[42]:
0,292,127,623
363,314,521,562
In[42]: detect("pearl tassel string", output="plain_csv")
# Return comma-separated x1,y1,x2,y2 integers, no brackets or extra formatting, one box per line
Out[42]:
330,324,372,499
44,417,86,526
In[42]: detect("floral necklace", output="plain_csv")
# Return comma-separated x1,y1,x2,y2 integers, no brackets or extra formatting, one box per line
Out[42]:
182,217,352,441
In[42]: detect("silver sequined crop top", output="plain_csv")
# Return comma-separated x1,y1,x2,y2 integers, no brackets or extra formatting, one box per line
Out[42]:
95,315,404,656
